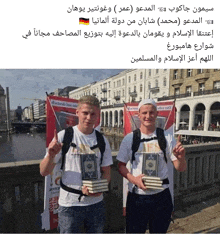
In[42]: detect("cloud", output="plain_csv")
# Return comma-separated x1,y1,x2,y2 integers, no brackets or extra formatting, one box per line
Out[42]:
0,69,124,109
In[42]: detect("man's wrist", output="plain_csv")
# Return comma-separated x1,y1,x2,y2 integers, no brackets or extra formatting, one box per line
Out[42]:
46,152,56,162
177,156,186,163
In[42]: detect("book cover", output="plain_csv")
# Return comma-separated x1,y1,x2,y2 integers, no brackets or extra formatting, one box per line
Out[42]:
80,154,98,180
142,153,159,177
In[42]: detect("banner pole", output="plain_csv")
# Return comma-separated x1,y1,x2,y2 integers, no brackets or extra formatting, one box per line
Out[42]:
123,101,138,130
164,100,175,130
46,92,62,131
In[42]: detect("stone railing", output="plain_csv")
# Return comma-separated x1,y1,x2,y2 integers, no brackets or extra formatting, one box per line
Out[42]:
174,142,220,207
1,143,220,233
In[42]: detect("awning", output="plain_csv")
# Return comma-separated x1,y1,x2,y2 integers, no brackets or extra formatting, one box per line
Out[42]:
175,130,220,137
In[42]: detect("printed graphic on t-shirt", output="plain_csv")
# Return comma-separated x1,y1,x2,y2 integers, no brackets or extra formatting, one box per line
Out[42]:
143,142,161,153
78,144,93,153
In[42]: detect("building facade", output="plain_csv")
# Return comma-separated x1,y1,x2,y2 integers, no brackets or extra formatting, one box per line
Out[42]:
54,86,79,98
159,69,220,133
33,100,46,121
0,85,7,124
69,69,170,127
69,69,220,138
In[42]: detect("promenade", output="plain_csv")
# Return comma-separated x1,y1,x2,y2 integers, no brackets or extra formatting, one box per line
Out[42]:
167,196,220,234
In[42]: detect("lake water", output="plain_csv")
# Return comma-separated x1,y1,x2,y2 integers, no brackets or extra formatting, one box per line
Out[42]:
0,132,123,163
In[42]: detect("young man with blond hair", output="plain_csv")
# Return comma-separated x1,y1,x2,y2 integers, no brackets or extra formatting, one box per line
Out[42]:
40,95,112,233
117,99,186,233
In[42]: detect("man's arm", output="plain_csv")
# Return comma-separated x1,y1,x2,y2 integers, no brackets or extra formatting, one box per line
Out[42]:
101,165,111,183
172,135,187,172
118,161,146,190
40,130,62,176
82,166,111,197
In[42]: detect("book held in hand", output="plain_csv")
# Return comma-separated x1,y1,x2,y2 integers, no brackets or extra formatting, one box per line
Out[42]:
141,153,164,190
81,154,109,193
82,179,109,193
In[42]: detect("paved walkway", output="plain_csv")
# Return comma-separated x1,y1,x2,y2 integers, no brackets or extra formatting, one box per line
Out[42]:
167,197,220,233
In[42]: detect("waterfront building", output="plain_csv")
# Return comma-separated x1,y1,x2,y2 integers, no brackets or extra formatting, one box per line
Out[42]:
22,106,34,122
10,109,17,122
54,88,62,97
69,69,170,128
0,85,7,124
15,106,22,121
69,69,220,138
158,69,220,138
22,107,28,121
33,100,46,121
23,104,34,122
54,86,79,98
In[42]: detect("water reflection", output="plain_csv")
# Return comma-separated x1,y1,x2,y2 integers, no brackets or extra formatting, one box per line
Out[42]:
0,132,122,164
0,132,46,163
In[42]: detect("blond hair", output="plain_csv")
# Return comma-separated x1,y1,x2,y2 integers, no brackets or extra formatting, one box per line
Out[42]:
77,95,100,109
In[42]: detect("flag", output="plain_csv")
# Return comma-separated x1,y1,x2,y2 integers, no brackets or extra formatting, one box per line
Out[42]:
79,17,89,25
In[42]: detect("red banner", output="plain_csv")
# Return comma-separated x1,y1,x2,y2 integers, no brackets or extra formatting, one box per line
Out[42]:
46,95,79,147
124,101,175,136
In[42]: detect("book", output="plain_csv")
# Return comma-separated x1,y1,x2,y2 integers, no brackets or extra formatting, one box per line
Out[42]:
143,182,162,187
142,153,159,177
82,178,109,193
86,185,109,191
142,176,161,181
81,154,98,180
82,178,108,186
87,187,109,193
145,185,164,190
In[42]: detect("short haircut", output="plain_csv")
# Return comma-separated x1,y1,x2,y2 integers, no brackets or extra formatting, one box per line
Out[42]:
77,95,100,109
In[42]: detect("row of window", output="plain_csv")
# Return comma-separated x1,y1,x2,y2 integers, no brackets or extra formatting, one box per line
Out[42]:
127,69,167,83
74,70,170,98
114,78,167,97
100,70,168,89
173,69,220,79
74,77,168,99
174,81,220,95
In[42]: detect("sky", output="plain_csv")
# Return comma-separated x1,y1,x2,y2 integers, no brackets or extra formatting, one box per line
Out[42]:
0,69,125,110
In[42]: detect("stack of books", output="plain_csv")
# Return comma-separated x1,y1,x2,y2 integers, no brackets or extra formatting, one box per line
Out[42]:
142,176,163,190
82,178,109,193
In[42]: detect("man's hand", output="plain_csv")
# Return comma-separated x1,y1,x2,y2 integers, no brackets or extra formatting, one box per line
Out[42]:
173,135,185,159
48,130,62,159
133,174,147,191
82,186,102,197
172,135,187,172
118,162,147,190
40,129,62,176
